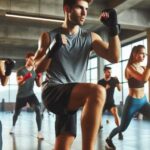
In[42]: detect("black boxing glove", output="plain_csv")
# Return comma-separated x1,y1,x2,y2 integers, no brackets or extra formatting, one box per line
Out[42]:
46,33,63,58
5,59,15,76
100,8,120,37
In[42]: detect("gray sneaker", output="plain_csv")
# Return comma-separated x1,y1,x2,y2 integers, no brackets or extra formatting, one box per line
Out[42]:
37,131,44,140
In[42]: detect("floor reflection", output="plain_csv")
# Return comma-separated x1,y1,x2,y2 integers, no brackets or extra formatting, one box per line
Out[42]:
0,111,150,150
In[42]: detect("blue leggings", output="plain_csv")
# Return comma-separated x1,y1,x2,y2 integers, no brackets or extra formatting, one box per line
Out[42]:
109,95,150,139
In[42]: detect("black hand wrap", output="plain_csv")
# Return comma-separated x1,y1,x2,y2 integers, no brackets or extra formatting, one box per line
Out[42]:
100,8,120,37
5,59,15,76
47,33,63,58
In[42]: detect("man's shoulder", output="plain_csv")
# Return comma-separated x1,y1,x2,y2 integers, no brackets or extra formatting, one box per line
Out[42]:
47,27,61,40
111,77,120,84
17,66,25,72
79,28,91,37
98,78,105,83
111,76,118,80
100,78,105,81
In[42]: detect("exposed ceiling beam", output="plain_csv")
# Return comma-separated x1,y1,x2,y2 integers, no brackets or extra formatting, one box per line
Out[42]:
121,31,146,45
110,0,144,12
118,9,150,30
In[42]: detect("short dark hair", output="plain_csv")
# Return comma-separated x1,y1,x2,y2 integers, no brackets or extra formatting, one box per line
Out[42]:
104,66,112,71
26,52,34,58
63,0,93,7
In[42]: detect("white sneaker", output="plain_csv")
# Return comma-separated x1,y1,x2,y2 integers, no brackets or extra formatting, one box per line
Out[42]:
9,127,15,134
37,131,44,140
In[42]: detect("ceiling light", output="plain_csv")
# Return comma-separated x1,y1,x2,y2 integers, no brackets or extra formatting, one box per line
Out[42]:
5,13,64,23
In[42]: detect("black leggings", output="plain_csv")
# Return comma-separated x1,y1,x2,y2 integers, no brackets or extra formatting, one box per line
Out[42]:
13,94,41,131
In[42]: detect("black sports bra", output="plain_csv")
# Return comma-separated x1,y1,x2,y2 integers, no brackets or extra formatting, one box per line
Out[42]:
128,77,145,88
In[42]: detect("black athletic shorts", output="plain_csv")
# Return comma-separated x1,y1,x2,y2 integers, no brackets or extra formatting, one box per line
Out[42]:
42,83,78,115
55,113,77,137
103,99,116,112
42,83,78,137
15,94,40,110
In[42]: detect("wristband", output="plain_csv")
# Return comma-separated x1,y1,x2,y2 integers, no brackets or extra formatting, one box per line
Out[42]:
109,24,121,37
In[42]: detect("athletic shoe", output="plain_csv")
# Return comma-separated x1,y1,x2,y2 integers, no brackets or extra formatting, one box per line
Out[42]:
105,138,116,150
37,131,44,140
9,127,15,134
118,132,123,140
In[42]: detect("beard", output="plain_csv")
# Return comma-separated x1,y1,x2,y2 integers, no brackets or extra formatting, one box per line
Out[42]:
69,13,85,26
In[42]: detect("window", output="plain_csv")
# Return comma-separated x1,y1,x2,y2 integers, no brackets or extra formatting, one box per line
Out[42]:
86,57,97,83
122,45,132,60
0,85,9,102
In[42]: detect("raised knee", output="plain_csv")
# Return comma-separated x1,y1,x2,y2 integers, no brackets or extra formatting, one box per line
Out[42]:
97,85,106,95
91,84,106,104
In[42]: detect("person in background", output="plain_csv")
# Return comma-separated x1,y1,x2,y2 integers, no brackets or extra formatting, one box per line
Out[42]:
9,52,44,140
106,45,150,149
98,66,123,140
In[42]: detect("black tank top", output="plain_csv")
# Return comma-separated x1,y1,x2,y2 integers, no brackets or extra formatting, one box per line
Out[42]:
128,77,145,88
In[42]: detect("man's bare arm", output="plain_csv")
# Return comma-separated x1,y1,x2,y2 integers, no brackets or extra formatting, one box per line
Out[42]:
91,33,120,63
34,32,51,73
92,9,120,63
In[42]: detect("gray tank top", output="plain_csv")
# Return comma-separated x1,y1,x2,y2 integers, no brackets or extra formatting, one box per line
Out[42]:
43,27,92,87
17,67,36,98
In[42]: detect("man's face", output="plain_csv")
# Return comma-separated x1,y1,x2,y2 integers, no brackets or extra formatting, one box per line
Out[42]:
26,56,34,66
68,0,88,26
104,69,111,78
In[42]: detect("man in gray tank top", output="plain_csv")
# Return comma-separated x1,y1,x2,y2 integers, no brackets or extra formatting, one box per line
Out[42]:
9,52,44,140
34,0,121,149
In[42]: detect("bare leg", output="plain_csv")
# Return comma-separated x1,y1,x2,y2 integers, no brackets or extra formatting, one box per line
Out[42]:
67,83,106,150
110,106,123,140
110,107,120,126
54,134,75,150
